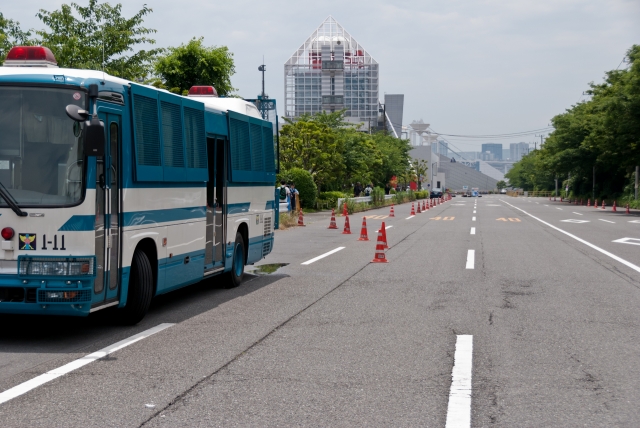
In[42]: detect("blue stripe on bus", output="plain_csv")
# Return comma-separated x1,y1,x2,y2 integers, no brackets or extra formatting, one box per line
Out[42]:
123,207,206,227
59,215,95,231
227,203,251,215
265,200,275,210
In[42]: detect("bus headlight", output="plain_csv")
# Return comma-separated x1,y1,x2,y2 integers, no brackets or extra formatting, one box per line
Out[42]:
18,256,96,277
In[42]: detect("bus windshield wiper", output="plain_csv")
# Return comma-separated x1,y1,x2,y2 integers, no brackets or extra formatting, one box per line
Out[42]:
0,181,27,217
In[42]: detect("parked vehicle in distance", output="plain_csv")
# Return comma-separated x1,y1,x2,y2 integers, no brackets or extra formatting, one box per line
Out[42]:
500,189,507,194
430,188,443,198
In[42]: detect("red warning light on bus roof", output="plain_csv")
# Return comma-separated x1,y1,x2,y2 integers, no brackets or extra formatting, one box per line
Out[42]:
188,86,218,97
4,46,58,67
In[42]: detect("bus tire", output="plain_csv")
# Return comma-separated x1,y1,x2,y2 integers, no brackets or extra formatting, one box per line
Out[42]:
119,250,153,325
225,232,245,288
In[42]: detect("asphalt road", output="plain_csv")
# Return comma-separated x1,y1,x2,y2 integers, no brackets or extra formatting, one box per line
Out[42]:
1,195,640,427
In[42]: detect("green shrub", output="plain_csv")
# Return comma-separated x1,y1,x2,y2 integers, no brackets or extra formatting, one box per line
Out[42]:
414,190,428,199
278,168,317,209
319,191,347,208
371,187,385,207
389,188,397,194
407,189,416,201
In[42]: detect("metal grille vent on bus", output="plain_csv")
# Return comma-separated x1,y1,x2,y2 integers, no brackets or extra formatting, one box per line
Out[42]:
262,241,271,256
263,217,272,237
38,289,92,303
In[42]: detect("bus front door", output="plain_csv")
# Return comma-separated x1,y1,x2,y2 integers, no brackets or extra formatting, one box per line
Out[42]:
94,111,121,306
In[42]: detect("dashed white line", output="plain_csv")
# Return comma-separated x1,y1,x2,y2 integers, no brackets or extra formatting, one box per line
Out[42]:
473,210,476,214
557,208,563,210
445,335,473,428
599,219,615,224
470,227,476,235
0,323,174,405
301,247,345,265
501,200,640,274
385,225,393,229
465,250,475,269
405,215,415,220
572,212,583,216
472,217,476,222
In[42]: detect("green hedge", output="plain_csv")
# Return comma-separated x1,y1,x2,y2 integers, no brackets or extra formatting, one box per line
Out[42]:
318,191,348,208
277,168,317,209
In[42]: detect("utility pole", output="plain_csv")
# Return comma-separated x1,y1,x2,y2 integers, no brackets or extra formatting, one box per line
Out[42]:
592,166,596,201
535,134,545,151
634,165,640,200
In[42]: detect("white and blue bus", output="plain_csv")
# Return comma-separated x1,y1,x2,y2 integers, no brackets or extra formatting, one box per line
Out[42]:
0,46,278,323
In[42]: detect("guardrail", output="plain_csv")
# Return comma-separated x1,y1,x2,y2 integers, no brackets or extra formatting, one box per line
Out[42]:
336,195,394,209
507,190,554,197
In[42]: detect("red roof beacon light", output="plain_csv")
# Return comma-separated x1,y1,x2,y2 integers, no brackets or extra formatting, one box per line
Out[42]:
1,227,15,241
4,46,58,68
188,86,218,97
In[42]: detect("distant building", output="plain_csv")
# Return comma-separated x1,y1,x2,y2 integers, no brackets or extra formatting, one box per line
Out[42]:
384,94,404,138
481,143,503,161
502,149,510,160
459,151,480,161
433,140,449,157
284,16,381,131
510,142,530,162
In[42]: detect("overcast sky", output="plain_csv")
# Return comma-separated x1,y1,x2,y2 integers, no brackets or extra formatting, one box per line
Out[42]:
5,0,639,151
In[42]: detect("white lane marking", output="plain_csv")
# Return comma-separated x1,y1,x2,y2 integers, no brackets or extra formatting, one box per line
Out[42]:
466,250,475,269
472,217,476,222
470,227,476,235
446,335,473,428
572,212,583,216
557,208,563,210
630,220,640,224
561,219,590,223
544,204,549,207
502,200,640,274
612,237,640,246
301,247,345,265
0,323,174,405
385,225,393,230
473,210,476,214
406,215,415,220
599,219,615,224
536,202,539,204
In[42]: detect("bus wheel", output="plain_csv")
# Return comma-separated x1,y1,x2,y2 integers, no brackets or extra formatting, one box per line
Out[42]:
119,250,153,325
225,232,245,288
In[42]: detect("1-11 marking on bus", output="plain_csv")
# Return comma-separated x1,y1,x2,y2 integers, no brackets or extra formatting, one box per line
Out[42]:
41,234,66,250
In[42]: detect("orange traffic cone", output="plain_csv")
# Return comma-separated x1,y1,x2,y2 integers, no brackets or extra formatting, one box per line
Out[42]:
595,199,598,209
371,228,388,263
602,200,605,209
587,199,590,207
342,202,348,217
358,217,369,241
389,204,395,217
410,203,416,216
417,202,422,214
612,201,617,212
423,200,427,211
297,210,305,226
626,204,630,214
328,209,338,229
380,221,389,249
343,215,352,234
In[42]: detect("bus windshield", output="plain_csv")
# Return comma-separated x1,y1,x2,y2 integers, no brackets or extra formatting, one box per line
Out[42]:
0,86,86,207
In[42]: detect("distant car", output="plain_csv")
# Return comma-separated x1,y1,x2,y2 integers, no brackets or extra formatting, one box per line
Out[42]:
500,189,507,194
430,190,443,199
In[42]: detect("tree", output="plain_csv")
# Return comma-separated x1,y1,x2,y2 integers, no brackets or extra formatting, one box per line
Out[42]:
412,157,429,190
154,38,235,96
0,13,34,65
279,119,344,192
34,1,161,80
496,180,507,190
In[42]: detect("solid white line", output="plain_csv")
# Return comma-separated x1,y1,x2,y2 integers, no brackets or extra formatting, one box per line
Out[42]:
385,225,393,230
301,247,345,265
0,323,174,405
572,212,583,216
446,335,473,428
472,217,476,222
405,215,415,220
470,227,476,235
599,219,615,224
501,200,640,274
466,250,475,269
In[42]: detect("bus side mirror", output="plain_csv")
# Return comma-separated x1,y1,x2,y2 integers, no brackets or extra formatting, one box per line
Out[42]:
83,116,105,157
